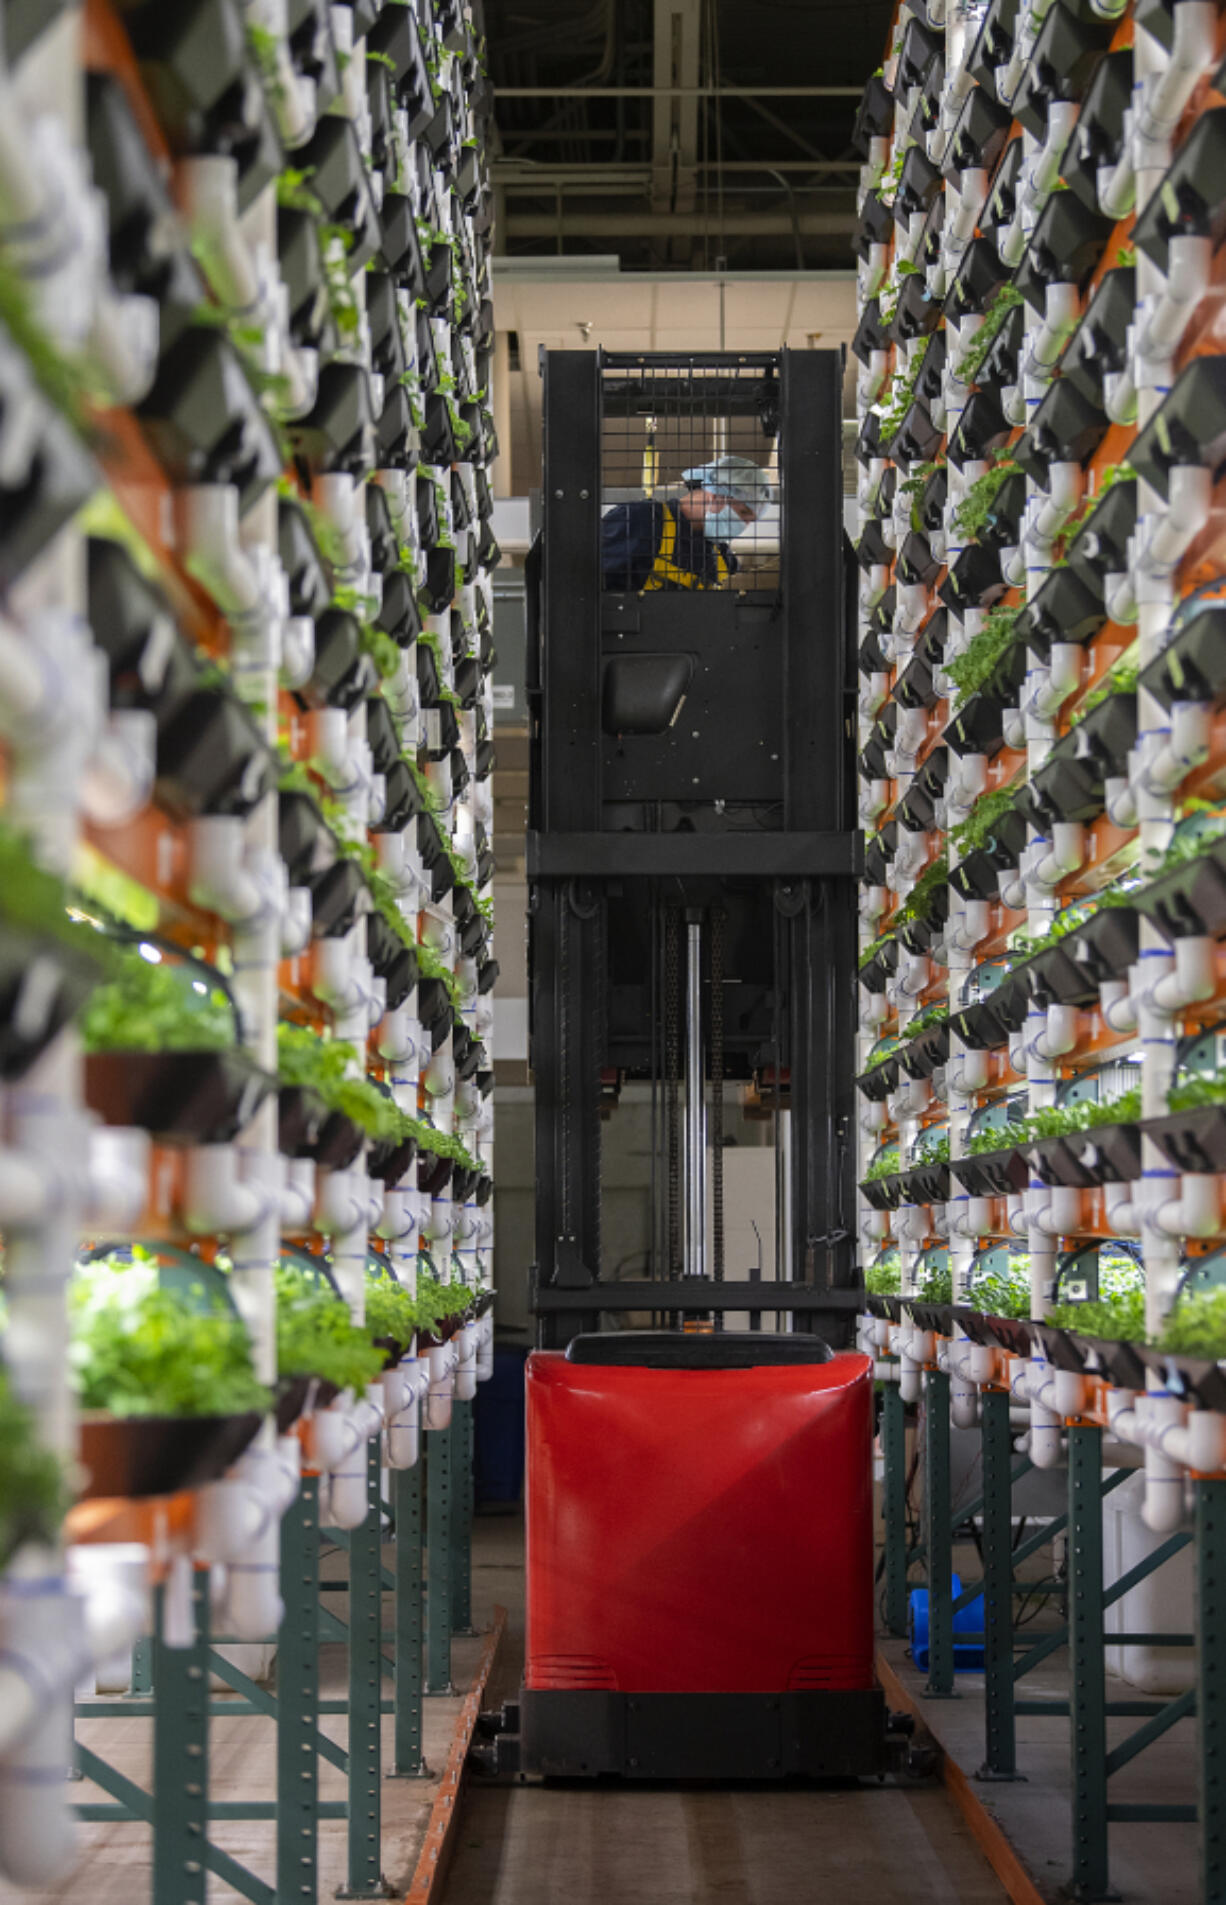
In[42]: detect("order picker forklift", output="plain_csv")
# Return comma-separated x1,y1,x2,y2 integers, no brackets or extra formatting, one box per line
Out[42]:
486,347,907,1782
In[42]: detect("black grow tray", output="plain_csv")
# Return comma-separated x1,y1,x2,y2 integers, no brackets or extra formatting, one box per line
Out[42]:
1061,268,1136,409
78,1410,264,1500
1140,603,1226,709
1132,835,1226,941
860,1171,906,1213
905,1300,957,1337
1023,690,1137,824
984,1313,1036,1358
290,362,376,478
276,1376,341,1434
0,925,108,1083
949,388,1012,467
138,325,282,513
1067,478,1136,595
0,364,98,591
899,1022,949,1080
859,938,899,995
310,858,372,938
979,963,1031,1033
278,1083,329,1158
1015,377,1109,484
941,540,1005,614
1014,937,1098,1009
279,790,339,888
1069,1331,1147,1390
856,1054,902,1102
367,1135,417,1185
948,997,1009,1050
951,1144,1029,1198
155,687,274,817
1131,357,1226,500
1063,1120,1142,1185
1068,903,1138,987
1133,107,1226,266
1016,192,1113,313
1145,1103,1226,1174
1030,1321,1093,1374
1015,0,1113,139
312,1110,365,1172
84,1049,276,1144
944,88,1012,188
418,1151,454,1197
1132,1347,1226,1415
1027,1134,1098,1190
903,1160,951,1206
1017,565,1106,658
951,1306,1006,1349
896,653,938,710
1063,48,1132,212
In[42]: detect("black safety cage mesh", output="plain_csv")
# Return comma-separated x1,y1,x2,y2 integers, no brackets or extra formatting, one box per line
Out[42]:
598,354,782,595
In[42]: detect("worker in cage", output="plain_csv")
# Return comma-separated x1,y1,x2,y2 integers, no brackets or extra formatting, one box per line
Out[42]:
600,452,774,593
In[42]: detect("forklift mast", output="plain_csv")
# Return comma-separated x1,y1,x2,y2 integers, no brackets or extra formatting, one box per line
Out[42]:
526,348,862,1348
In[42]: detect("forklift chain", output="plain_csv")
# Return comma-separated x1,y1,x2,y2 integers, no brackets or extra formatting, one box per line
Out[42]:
711,906,725,1282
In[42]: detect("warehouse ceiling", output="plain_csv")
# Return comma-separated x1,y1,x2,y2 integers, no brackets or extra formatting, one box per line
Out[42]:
482,0,893,273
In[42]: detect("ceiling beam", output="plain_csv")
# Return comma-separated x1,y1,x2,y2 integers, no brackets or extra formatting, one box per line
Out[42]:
504,208,856,237
493,85,864,97
652,0,703,246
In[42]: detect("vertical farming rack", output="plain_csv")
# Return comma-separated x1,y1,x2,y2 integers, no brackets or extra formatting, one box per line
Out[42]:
852,0,1226,1896
0,2,498,1898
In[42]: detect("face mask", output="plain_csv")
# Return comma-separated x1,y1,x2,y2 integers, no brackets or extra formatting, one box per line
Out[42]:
703,504,748,543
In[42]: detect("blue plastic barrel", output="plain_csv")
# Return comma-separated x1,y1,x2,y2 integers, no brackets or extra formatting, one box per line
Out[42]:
473,1344,528,1504
908,1572,985,1670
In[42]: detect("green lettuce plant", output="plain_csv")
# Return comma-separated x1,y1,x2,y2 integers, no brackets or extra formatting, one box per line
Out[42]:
1046,1288,1147,1341
955,281,1024,385
951,780,1023,858
865,1249,901,1296
80,944,236,1052
70,1257,269,1418
863,1145,900,1183
0,1367,69,1568
274,1262,385,1392
953,455,1020,542
1158,1289,1226,1357
967,1257,1032,1318
364,1268,419,1349
946,600,1024,708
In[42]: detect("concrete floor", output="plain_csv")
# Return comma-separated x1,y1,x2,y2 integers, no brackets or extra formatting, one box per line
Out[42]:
444,1513,1010,1905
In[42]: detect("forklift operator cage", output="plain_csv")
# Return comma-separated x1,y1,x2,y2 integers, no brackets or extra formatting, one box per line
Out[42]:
526,348,862,1344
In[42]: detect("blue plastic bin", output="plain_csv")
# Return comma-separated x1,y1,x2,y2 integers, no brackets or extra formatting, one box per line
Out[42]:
908,1573,985,1671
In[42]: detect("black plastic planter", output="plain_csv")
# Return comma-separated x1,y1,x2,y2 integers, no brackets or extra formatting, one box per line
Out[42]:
1141,603,1226,709
945,89,1012,188
1018,565,1106,657
78,1409,264,1500
368,0,435,137
1069,903,1138,986
852,71,894,154
1061,268,1137,408
948,997,1009,1050
278,1083,329,1158
1133,835,1226,941
949,388,1011,468
1015,2,1113,140
310,858,372,939
855,1054,902,1102
898,1022,949,1080
1023,689,1136,825
1016,379,1110,485
294,114,380,269
0,358,97,592
896,653,939,710
1131,357,1226,499
276,1376,341,1434
1134,1347,1226,1415
1027,1133,1098,1189
951,1144,1029,1198
312,1110,365,1172
84,1049,276,1143
156,686,273,818
86,71,206,355
968,0,1020,95
367,1136,416,1186
860,1171,905,1213
301,607,369,712
88,538,200,728
980,140,1025,249
138,325,282,514
1134,107,1226,266
853,192,895,264
1065,1120,1142,1185
859,938,899,995
1063,48,1132,211
279,789,339,889
1067,477,1136,594
1145,1103,1226,1174
290,362,376,478
1016,192,1113,313
0,926,108,1083
946,235,1012,322
118,0,281,209
417,1150,453,1197
1072,1331,1147,1390
941,540,1005,613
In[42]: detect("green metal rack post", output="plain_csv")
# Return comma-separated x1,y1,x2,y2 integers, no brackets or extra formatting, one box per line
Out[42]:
150,1571,211,1905
342,1441,386,1897
451,1400,475,1635
978,1388,1018,1779
1198,1478,1226,1904
881,1379,909,1638
277,1475,321,1903
392,1459,427,1775
426,1417,454,1692
1068,1424,1109,1901
924,1366,955,1698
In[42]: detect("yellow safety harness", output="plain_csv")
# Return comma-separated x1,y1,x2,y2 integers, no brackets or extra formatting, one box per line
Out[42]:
640,504,731,593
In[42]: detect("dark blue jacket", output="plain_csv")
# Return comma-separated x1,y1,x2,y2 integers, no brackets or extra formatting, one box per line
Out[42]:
600,500,736,592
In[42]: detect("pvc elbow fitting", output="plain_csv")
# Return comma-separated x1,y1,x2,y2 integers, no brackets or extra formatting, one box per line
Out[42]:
1151,935,1216,1014
1142,1396,1190,1534
184,1144,275,1238
1104,774,1138,830
188,816,268,926
1033,821,1085,888
1136,465,1213,578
